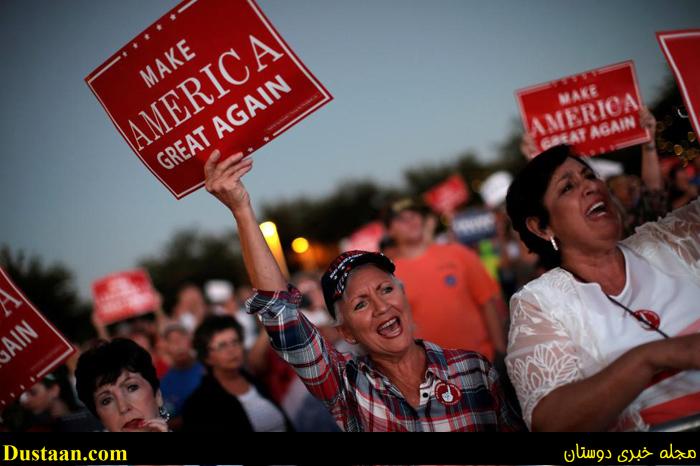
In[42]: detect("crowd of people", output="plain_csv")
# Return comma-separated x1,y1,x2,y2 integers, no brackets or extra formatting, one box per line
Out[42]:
1,105,698,432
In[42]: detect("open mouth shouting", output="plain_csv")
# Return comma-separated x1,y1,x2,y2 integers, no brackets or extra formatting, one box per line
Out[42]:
585,200,610,219
377,316,402,338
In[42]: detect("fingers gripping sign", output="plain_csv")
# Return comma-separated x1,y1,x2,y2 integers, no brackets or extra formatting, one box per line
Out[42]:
204,150,254,213
639,106,657,134
520,132,539,160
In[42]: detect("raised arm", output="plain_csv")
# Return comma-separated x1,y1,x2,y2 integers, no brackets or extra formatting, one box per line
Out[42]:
519,132,538,160
639,106,663,191
204,150,287,291
204,150,353,429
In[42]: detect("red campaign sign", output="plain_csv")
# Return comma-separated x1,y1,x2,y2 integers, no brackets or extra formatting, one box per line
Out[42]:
343,222,386,253
657,29,700,137
92,269,158,325
0,268,76,409
423,174,470,215
86,0,332,199
516,61,649,156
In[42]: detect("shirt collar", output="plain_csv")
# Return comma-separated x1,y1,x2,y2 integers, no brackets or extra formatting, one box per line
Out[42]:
356,340,450,393
420,339,452,381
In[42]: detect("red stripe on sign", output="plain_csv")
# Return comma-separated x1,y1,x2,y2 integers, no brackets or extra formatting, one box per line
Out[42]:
641,392,700,426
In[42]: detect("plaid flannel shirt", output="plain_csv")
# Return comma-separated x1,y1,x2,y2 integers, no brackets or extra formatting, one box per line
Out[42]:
247,286,525,432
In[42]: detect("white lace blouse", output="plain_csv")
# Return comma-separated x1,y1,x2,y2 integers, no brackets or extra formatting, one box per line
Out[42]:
506,199,700,431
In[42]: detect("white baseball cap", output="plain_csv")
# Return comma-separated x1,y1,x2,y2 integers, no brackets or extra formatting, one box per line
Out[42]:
204,280,234,304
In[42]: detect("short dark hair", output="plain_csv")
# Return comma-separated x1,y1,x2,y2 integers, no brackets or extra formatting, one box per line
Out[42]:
75,338,159,417
193,315,244,367
505,145,592,269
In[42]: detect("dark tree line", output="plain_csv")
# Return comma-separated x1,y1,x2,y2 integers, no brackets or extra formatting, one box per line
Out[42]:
0,246,93,343
2,75,693,344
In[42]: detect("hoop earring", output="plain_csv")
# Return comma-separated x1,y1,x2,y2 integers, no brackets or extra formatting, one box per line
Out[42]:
159,406,171,422
549,236,558,252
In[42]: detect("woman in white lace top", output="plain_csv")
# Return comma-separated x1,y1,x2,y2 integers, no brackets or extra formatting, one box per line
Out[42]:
505,145,700,431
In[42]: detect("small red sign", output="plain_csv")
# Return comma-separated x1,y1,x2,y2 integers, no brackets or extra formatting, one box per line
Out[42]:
0,268,76,409
516,61,649,156
342,222,386,253
92,269,158,325
657,29,700,137
423,175,470,215
86,0,332,199
434,381,461,407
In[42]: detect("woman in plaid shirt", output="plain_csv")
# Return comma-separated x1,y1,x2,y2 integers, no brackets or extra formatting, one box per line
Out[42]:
204,150,525,432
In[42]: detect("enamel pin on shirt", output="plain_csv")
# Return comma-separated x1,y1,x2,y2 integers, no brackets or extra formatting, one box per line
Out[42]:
435,381,461,406
632,309,661,331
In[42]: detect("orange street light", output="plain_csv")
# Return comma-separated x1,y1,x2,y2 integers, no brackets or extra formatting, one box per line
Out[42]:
291,237,310,254
259,221,289,278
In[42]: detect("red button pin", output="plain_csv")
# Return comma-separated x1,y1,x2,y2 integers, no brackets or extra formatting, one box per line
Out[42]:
632,309,661,331
435,381,461,407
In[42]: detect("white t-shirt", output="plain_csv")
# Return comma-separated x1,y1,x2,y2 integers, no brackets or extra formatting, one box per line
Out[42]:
237,386,287,432
575,245,700,423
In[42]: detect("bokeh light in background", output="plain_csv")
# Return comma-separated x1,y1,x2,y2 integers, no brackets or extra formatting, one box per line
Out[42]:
259,221,289,277
291,237,310,254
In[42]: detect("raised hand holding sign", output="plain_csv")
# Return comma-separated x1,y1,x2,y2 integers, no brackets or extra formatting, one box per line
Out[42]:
86,0,332,198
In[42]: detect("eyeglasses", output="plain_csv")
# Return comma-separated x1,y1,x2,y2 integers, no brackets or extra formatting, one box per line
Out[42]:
208,338,242,352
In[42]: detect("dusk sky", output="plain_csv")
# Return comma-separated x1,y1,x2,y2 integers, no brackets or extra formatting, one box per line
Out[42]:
2,0,699,299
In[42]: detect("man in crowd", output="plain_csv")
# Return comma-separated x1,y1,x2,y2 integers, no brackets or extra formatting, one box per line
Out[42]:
159,323,205,430
383,198,507,361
